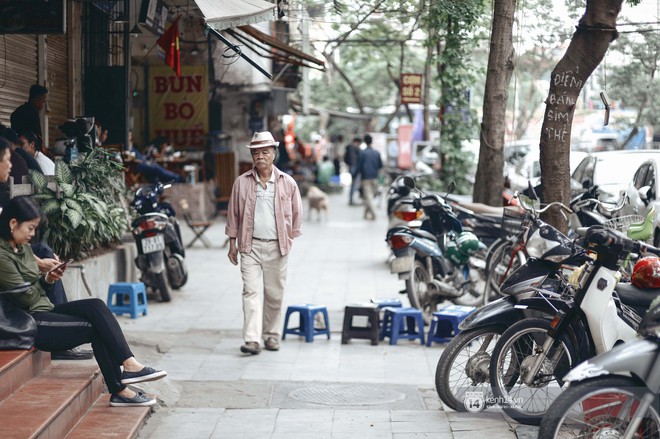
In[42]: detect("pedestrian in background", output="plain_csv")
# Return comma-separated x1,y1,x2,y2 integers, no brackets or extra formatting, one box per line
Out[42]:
0,126,29,184
225,131,303,355
344,136,362,205
19,131,54,176
357,134,382,221
11,84,48,147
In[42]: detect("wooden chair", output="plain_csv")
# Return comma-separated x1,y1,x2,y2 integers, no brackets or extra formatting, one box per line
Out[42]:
178,198,214,249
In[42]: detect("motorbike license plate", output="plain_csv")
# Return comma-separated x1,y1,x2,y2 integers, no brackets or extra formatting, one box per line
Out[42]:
390,255,414,274
141,235,165,254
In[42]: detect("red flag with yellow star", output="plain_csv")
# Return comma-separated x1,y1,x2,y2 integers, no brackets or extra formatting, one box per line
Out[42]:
156,18,181,77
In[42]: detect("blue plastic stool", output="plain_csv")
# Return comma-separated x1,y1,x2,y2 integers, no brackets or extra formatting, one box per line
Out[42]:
370,297,403,309
426,305,476,346
380,307,425,345
106,282,148,319
282,304,331,342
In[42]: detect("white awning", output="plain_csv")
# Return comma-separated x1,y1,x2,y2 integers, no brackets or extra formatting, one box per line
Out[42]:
194,0,276,31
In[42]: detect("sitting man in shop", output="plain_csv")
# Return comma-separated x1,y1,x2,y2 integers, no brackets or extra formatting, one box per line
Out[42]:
127,132,183,183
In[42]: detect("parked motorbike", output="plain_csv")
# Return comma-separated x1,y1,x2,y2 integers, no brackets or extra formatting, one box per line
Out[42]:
538,301,660,438
435,191,590,411
488,224,660,425
387,174,424,230
386,177,488,322
131,182,188,302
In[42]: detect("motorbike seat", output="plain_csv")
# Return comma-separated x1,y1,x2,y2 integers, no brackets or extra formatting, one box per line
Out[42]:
616,282,659,309
408,228,437,241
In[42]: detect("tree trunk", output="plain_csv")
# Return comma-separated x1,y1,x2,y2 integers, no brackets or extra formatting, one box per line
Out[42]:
473,0,516,206
540,0,622,231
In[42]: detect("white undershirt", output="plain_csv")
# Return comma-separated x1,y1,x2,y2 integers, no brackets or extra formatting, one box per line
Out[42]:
253,171,277,240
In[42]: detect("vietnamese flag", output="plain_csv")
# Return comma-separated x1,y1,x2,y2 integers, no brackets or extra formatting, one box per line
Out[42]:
157,19,181,77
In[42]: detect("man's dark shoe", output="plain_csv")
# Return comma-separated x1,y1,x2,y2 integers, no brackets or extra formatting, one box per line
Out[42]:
51,348,94,360
120,366,167,385
264,337,280,351
240,342,261,355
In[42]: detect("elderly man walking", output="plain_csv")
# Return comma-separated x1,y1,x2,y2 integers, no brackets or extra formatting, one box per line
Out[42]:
225,131,303,355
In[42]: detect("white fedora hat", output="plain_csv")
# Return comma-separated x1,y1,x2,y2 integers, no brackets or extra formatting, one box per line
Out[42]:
246,131,279,148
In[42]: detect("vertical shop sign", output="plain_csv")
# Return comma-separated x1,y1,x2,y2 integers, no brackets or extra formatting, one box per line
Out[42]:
397,124,413,169
149,65,209,149
400,73,423,104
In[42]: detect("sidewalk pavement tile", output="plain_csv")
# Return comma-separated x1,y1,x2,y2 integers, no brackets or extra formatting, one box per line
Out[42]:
131,187,517,439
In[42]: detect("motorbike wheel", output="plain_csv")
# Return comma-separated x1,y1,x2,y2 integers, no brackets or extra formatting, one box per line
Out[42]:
155,271,172,302
405,260,434,324
435,324,506,411
538,376,660,439
489,317,574,425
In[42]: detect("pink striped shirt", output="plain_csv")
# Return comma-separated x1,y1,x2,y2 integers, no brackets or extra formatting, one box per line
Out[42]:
225,166,303,255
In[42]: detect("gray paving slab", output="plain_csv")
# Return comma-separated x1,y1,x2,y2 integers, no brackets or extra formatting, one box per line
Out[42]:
128,182,517,439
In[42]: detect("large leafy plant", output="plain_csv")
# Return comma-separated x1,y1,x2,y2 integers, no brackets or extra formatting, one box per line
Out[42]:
29,150,127,259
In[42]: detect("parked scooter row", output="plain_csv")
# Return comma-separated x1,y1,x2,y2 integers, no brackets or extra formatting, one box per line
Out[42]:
435,189,589,411
434,184,660,431
386,177,494,322
130,182,188,302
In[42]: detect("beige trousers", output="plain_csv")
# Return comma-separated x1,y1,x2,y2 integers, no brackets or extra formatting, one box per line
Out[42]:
361,179,378,220
240,240,288,343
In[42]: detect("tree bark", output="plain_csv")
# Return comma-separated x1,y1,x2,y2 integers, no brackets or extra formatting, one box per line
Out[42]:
473,0,516,206
539,0,622,230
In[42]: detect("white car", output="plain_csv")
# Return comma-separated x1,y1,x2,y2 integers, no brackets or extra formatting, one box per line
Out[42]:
620,156,660,246
571,150,660,202
506,149,587,193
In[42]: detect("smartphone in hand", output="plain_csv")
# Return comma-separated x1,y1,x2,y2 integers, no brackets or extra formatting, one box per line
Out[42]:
47,258,74,275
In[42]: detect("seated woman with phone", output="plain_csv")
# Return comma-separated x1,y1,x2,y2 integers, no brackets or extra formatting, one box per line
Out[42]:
0,196,167,407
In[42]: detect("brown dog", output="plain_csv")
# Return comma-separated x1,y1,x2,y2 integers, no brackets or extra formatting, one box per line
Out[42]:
307,185,329,222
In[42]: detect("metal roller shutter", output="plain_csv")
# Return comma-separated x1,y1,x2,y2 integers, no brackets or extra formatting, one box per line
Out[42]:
0,34,38,128
46,34,69,144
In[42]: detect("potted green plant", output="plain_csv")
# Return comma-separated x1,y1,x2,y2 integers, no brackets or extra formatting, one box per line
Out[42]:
29,149,128,260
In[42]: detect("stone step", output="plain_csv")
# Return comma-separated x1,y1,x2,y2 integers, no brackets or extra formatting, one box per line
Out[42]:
0,349,50,403
65,395,151,439
0,361,102,439
0,350,152,439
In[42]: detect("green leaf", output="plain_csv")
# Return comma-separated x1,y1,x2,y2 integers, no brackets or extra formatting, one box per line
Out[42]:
65,208,83,229
55,161,74,185
59,182,76,198
41,199,61,215
29,170,48,192
64,198,84,213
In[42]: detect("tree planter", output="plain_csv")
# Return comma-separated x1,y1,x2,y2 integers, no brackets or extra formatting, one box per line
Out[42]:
60,242,139,302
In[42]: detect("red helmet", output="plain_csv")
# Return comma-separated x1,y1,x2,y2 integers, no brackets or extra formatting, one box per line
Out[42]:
632,256,660,289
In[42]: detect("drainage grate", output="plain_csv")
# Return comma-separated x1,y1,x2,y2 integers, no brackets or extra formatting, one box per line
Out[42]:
271,382,426,410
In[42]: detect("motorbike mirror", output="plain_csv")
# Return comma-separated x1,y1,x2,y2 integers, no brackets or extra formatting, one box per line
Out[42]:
518,194,535,211
402,176,416,189
527,181,539,200
447,181,456,194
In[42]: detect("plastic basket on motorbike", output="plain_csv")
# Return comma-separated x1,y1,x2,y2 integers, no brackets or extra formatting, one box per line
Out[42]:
501,207,526,237
602,214,644,233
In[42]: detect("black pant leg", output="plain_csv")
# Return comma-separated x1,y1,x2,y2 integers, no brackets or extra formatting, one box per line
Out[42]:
36,298,135,393
52,298,133,362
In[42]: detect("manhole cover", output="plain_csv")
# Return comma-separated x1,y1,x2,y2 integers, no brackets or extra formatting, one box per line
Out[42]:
288,384,406,406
